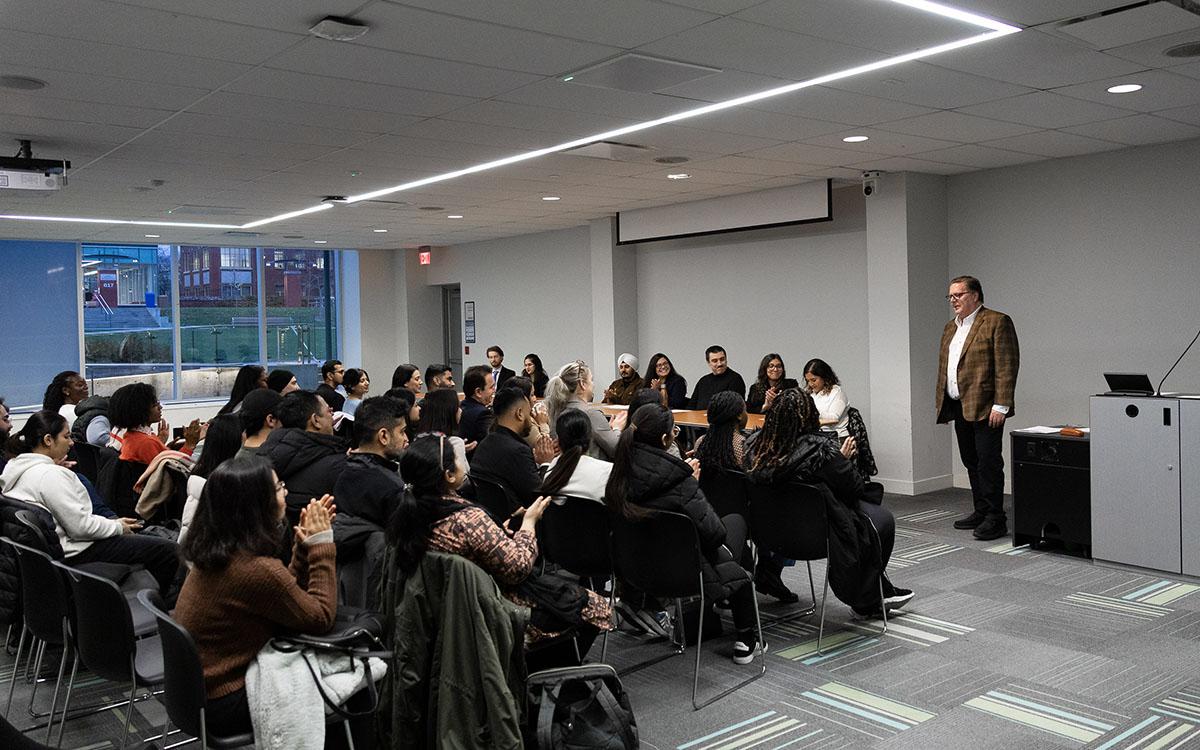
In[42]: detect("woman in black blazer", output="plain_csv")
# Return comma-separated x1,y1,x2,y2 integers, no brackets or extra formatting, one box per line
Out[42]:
746,353,799,414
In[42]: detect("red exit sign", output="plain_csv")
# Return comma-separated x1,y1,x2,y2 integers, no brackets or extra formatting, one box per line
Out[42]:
418,250,432,265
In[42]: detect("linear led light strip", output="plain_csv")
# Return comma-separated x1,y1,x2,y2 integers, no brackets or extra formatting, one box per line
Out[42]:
0,0,1018,233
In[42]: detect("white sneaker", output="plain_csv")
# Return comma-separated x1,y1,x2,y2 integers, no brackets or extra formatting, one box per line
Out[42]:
732,640,768,665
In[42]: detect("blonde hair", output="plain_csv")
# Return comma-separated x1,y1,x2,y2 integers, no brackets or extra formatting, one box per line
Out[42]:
544,360,591,428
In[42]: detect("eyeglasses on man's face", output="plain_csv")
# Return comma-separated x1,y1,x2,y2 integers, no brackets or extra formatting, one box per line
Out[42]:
945,291,972,302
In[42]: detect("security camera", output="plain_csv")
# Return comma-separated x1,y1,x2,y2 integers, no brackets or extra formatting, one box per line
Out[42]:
862,171,883,197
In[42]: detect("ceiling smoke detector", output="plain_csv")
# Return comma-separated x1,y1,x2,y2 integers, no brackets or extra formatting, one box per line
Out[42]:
308,16,369,42
654,156,689,165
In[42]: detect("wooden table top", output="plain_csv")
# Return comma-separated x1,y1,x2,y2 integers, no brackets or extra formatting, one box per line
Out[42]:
597,404,763,430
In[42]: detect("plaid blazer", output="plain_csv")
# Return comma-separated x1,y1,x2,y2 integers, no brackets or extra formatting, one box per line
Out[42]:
936,307,1019,423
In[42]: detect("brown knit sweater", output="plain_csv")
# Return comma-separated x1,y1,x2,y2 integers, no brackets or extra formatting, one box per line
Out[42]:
174,541,337,698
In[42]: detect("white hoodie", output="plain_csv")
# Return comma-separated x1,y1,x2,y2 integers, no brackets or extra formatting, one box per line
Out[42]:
0,453,124,555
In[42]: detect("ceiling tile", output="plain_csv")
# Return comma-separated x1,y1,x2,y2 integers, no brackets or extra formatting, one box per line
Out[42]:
631,124,784,155
497,78,684,121
156,112,364,148
224,69,477,118
0,94,171,130
982,129,1126,157
187,92,421,134
957,90,1135,128
109,0,371,33
914,143,1042,168
1168,60,1200,81
437,100,638,137
681,155,824,177
846,155,968,174
1103,27,1200,68
828,61,1034,109
930,29,1146,89
1157,103,1200,127
1051,69,1200,113
0,66,209,110
753,85,937,125
878,110,1040,142
953,1,1136,27
1061,114,1200,145
678,108,846,141
799,127,961,156
656,70,789,102
744,141,881,167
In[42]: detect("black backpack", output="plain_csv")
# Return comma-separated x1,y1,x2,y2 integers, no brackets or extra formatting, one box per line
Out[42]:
527,664,639,749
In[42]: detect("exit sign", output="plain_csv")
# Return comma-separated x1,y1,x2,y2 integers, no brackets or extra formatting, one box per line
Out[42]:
418,250,431,265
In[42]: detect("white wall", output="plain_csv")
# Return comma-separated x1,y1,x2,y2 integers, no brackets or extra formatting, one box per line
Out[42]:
635,186,870,421
948,137,1200,486
415,226,595,375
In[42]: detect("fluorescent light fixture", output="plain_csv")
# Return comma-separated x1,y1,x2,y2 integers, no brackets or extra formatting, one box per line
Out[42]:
842,135,870,143
1107,83,1142,94
667,173,691,180
372,228,388,233
542,196,561,201
81,260,101,267
84,270,98,276
313,240,328,244
0,1,1020,233
562,76,575,82
447,214,464,219
144,234,160,238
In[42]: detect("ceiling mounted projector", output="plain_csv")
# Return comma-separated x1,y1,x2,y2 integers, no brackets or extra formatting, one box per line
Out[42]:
0,140,69,191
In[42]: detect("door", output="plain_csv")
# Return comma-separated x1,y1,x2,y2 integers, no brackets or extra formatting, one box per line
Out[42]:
98,269,118,309
442,285,462,384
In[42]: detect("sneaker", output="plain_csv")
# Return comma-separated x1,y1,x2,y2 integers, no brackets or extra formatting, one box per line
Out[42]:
953,512,986,530
754,570,800,604
883,588,914,610
652,610,674,639
732,639,768,665
630,608,670,638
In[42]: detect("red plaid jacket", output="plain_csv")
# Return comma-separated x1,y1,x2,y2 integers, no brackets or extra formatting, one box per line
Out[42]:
936,307,1019,423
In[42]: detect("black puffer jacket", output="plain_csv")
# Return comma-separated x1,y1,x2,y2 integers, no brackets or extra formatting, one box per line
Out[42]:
745,433,884,611
257,428,348,516
622,443,749,600
0,494,66,629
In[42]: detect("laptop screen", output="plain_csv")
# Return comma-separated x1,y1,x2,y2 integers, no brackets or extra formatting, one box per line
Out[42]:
1103,372,1154,394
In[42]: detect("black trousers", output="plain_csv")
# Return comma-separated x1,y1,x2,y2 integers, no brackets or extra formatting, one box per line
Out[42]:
719,513,757,638
947,396,1006,522
66,532,180,596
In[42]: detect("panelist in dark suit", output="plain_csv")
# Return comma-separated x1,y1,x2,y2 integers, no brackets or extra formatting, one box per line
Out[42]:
936,275,1019,542
486,345,516,389
458,365,496,448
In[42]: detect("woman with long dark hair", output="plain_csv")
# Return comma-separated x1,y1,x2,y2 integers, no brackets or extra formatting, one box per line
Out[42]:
342,368,370,416
217,365,267,416
387,435,610,653
391,364,422,394
415,387,468,471
180,414,245,544
746,353,799,414
745,389,912,618
642,353,687,409
604,403,763,664
522,354,549,399
175,457,337,737
540,409,611,502
803,358,849,439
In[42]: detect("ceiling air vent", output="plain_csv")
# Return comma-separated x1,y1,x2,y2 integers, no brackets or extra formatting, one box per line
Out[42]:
563,53,720,94
564,140,653,161
224,231,263,238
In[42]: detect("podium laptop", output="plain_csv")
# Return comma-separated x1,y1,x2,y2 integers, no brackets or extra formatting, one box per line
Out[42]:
1102,372,1154,396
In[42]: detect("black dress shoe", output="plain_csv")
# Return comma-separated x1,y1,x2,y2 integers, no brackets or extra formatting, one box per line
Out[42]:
973,518,1008,541
754,570,800,604
953,512,986,530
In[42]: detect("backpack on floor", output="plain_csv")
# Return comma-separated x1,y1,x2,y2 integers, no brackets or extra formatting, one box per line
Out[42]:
527,664,639,749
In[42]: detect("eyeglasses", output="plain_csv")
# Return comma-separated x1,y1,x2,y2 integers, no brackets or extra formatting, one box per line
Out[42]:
275,480,286,492
945,292,972,301
766,363,783,370
671,425,681,438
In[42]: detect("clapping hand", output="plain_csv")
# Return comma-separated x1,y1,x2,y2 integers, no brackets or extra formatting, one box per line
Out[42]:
157,419,170,443
686,457,701,480
295,494,336,543
533,434,559,464
763,387,779,410
610,410,628,432
840,436,858,460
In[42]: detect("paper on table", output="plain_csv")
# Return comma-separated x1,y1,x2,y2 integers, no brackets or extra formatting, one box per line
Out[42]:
1020,426,1063,434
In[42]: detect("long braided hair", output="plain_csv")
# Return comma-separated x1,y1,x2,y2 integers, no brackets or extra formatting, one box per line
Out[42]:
695,391,745,473
747,387,819,472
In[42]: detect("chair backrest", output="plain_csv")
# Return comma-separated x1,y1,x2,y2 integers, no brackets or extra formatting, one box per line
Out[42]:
746,481,830,562
470,475,519,523
0,536,69,644
9,505,66,559
610,509,703,599
56,563,137,683
698,468,751,519
104,459,149,518
539,497,612,578
137,590,207,739
69,442,108,487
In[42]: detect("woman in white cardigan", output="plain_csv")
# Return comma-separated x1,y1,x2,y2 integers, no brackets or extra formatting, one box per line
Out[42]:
540,409,612,502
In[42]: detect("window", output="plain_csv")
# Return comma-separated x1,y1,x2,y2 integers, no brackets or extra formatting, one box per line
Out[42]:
266,248,337,388
220,248,252,269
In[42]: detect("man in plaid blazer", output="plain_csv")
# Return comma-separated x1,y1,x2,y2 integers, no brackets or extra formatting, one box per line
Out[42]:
936,275,1019,541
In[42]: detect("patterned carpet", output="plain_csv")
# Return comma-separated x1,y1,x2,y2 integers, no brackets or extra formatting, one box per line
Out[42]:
5,487,1200,749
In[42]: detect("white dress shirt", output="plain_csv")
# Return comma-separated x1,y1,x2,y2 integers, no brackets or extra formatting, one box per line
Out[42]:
946,306,1008,415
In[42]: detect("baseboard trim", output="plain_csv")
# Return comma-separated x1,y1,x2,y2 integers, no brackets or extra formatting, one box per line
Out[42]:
878,474,954,496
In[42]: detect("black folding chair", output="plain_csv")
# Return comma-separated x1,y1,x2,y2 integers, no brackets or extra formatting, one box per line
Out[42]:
746,481,887,654
698,468,751,520
68,442,115,489
538,496,615,660
469,475,520,524
610,510,765,710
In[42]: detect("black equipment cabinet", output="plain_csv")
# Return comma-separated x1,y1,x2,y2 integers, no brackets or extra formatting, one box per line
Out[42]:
1011,429,1091,558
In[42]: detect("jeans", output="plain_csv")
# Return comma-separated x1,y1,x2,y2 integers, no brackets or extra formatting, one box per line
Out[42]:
66,533,179,596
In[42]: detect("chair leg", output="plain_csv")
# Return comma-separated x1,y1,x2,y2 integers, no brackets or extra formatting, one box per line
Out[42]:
806,561,817,605
879,575,888,633
4,624,27,719
200,707,209,750
158,717,172,750
691,585,705,710
44,625,69,744
343,718,356,750
55,651,79,748
118,656,136,750
816,549,830,655
27,639,45,716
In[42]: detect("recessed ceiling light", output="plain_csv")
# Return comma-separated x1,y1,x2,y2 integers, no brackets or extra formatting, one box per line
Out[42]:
144,234,160,238
447,214,464,219
372,228,388,233
542,196,561,201
313,240,328,244
0,75,47,91
1106,83,1142,94
562,76,575,82
843,135,870,143
667,173,691,180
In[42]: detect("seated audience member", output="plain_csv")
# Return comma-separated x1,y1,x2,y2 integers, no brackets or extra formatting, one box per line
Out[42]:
423,364,455,391
71,393,113,447
544,360,623,460
643,353,688,409
391,363,423,394
602,353,644,405
238,388,282,457
486,345,516,388
175,458,337,738
316,359,346,413
0,397,12,473
415,387,469,472
540,410,612,503
469,387,556,515
628,387,682,459
341,368,370,417
747,353,800,415
690,345,746,410
605,403,764,664
110,382,201,462
523,353,549,399
458,365,496,446
259,391,347,523
388,436,610,657
803,358,849,440
181,414,244,544
744,389,913,618
333,397,408,605
43,370,89,420
498,376,552,452
266,369,300,394
216,364,267,416
0,411,178,595
384,387,421,439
